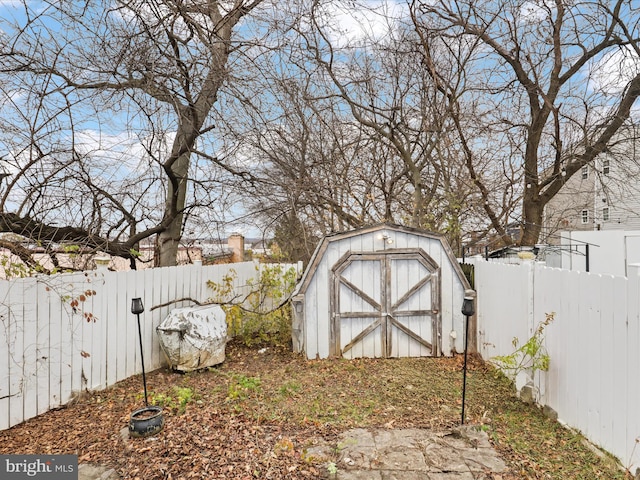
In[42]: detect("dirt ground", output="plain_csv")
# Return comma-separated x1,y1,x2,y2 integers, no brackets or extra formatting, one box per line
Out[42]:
0,342,626,479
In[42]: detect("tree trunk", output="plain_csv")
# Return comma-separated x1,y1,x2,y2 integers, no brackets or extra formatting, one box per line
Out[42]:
520,196,544,246
155,116,196,267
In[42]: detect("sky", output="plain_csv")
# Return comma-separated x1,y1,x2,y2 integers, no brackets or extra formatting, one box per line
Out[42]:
319,0,408,46
0,0,639,240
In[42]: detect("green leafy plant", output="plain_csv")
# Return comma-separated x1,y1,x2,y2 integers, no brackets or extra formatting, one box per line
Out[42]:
226,374,261,401
491,312,555,381
207,264,298,347
146,386,197,414
0,255,32,279
62,244,80,255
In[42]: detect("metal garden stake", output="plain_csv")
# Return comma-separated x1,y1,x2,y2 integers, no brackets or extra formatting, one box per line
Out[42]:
131,298,148,406
461,290,475,424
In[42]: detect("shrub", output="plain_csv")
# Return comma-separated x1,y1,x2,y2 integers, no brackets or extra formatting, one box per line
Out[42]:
207,264,298,347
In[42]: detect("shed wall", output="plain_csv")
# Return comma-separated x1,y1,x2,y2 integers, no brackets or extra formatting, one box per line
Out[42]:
300,228,467,359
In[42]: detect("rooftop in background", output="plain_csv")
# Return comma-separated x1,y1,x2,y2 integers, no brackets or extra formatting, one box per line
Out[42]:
0,233,273,277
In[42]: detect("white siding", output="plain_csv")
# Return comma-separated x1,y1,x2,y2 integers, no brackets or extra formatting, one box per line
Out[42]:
597,155,640,230
297,225,470,359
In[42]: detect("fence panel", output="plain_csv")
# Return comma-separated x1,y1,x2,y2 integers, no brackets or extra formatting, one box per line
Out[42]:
35,280,51,417
0,261,300,431
474,259,640,472
608,276,627,463
9,278,27,427
473,260,529,362
2,280,14,426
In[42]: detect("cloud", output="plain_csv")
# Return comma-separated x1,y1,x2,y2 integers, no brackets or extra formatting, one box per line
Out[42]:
518,1,553,22
320,0,408,47
74,129,176,177
589,45,640,95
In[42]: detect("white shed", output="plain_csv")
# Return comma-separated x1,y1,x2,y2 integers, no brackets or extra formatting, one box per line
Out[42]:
291,224,472,359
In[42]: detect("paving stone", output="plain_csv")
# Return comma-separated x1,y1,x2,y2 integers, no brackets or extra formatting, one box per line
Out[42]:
371,446,427,471
332,427,507,479
336,469,384,479
340,428,376,447
78,464,120,480
423,442,472,472
379,470,435,480
461,448,508,472
454,425,493,449
80,427,507,480
428,472,490,480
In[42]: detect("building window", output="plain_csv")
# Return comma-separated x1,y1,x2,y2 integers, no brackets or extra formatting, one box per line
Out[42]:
581,209,589,224
581,166,588,179
602,207,609,221
603,159,610,175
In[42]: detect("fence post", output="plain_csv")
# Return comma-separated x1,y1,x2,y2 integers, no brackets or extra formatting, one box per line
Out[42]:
626,264,640,473
514,256,537,398
521,257,536,338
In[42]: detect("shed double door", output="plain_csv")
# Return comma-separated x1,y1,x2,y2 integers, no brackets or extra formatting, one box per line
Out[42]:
331,249,440,358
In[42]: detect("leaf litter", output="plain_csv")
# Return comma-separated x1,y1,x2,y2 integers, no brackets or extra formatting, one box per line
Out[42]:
0,340,627,479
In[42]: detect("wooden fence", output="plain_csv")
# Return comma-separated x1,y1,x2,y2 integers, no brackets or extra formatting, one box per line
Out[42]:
471,258,640,472
4,256,640,472
0,261,301,431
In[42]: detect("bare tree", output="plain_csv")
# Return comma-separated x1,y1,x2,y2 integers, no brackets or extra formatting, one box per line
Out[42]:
0,0,267,268
297,3,449,229
412,0,640,246
210,0,493,258
233,74,409,242
210,13,413,259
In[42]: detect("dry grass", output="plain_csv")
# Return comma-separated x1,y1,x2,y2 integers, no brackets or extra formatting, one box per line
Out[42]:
0,341,629,479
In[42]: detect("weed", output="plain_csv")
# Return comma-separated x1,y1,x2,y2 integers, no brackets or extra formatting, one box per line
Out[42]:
625,437,640,478
491,312,554,382
227,374,262,401
145,386,197,414
278,380,301,397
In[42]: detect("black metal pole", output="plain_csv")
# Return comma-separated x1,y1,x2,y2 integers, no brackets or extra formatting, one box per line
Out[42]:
461,313,470,424
136,313,149,406
585,243,590,272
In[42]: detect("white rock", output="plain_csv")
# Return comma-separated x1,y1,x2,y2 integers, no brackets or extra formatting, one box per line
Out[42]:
156,305,227,372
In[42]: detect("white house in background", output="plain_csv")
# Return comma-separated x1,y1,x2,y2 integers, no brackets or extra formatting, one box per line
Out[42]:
543,132,640,242
541,128,640,275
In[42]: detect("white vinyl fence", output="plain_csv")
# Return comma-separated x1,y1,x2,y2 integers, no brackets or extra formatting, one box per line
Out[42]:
0,261,301,431
472,258,640,472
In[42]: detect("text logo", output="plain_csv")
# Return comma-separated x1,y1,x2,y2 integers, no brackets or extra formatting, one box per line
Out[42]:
0,455,78,479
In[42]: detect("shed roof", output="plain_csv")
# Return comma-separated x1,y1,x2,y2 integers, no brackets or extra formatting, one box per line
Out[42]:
294,223,470,297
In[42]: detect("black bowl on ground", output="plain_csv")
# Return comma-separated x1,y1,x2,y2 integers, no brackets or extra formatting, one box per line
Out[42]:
129,406,164,438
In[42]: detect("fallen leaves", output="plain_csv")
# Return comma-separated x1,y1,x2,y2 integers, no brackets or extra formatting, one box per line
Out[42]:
0,341,627,479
